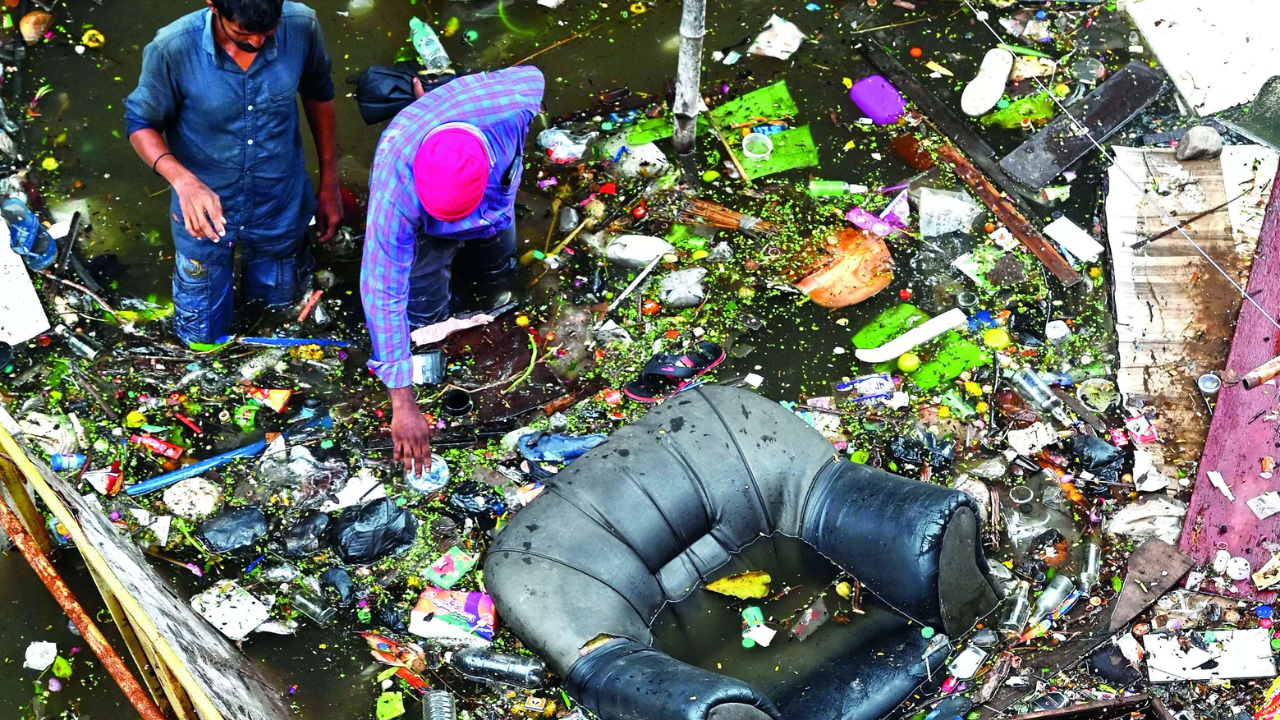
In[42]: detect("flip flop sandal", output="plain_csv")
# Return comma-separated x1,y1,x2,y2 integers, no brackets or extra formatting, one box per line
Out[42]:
623,341,726,403
961,48,1014,117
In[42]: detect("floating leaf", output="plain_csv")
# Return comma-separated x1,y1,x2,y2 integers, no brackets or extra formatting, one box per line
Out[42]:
706,571,771,599
51,656,72,680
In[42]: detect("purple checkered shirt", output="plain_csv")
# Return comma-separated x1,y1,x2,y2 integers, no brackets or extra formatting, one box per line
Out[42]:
360,66,544,388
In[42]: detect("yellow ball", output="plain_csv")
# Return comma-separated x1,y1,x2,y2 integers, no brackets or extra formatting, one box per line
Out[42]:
897,352,921,373
515,315,530,327
40,157,58,171
983,328,1011,349
975,400,990,413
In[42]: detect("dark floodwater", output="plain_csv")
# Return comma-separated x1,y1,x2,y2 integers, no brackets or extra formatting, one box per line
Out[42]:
2,0,1135,717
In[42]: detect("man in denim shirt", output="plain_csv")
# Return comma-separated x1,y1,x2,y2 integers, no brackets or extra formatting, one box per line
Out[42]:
124,0,340,345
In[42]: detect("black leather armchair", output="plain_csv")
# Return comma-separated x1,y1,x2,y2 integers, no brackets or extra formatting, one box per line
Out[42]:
486,386,999,720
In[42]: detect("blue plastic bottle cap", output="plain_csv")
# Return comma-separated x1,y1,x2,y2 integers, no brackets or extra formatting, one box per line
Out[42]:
1257,605,1273,619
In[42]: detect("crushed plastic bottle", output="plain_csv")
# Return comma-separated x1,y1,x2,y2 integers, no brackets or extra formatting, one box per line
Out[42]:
409,17,451,73
422,691,456,720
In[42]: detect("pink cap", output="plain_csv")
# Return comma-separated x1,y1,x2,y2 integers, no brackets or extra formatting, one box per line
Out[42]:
413,126,489,222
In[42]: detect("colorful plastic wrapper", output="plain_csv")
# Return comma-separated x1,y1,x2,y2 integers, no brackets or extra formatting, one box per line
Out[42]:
408,586,496,645
423,546,479,589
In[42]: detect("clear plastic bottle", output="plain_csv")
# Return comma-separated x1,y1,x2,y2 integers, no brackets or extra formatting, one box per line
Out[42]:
808,179,870,197
2,198,57,270
447,647,548,688
422,690,456,720
1077,541,1102,591
409,18,451,73
1010,367,1072,425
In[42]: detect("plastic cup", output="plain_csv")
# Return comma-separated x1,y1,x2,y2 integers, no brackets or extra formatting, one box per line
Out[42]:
741,133,773,160
442,389,473,417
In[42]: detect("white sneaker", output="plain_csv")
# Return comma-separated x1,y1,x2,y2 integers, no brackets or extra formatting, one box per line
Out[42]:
961,48,1014,117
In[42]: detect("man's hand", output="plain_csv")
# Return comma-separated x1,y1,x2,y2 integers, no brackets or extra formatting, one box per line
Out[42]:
172,173,226,241
389,386,432,476
315,174,343,243
412,77,426,99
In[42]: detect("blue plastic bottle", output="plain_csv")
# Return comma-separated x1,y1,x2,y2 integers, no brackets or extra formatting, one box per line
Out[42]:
3,198,57,270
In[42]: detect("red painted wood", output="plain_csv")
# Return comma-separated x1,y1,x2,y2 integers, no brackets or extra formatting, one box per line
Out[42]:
1179,163,1280,600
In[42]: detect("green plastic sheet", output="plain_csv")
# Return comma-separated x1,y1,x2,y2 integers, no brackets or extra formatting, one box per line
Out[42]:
852,304,989,390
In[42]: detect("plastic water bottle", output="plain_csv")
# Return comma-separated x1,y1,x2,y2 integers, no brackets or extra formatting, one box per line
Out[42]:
49,453,86,471
2,198,56,270
409,18,451,73
447,647,548,688
422,690,456,720
807,179,870,197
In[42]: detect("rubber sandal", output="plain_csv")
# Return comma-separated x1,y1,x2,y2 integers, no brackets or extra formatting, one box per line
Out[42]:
961,48,1014,117
623,341,726,403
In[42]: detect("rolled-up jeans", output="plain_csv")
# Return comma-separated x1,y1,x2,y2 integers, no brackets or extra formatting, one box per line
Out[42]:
406,224,517,328
171,221,313,344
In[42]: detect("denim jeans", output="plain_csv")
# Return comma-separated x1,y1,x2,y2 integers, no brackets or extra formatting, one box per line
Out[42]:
171,223,314,344
406,224,517,328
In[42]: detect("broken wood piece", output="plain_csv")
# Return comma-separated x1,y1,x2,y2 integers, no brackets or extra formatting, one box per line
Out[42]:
936,145,1082,286
1243,353,1280,389
1107,538,1194,633
678,198,778,234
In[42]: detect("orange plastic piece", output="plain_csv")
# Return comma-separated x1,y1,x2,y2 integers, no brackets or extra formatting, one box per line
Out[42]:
795,228,894,308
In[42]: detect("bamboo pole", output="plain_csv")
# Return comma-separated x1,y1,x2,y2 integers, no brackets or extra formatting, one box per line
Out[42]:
672,0,706,155
0,486,167,720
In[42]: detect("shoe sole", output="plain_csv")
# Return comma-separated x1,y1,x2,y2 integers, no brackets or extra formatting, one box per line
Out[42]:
961,48,1014,117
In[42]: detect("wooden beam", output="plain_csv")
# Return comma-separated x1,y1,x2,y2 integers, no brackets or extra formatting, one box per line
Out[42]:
937,145,1082,286
0,454,51,554
85,562,173,719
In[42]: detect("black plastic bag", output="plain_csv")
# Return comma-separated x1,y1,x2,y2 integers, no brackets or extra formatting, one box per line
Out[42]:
447,481,507,518
329,498,418,565
320,567,354,605
274,512,331,558
1070,434,1124,484
199,506,267,554
377,604,409,634
354,66,457,125
888,429,955,468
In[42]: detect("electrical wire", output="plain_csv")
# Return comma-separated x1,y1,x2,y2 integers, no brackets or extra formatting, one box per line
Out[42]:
959,0,1280,329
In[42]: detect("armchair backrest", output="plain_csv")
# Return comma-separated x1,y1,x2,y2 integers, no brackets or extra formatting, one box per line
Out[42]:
485,386,837,675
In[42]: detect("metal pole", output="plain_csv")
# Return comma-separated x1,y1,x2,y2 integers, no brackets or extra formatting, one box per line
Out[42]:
0,491,167,720
672,0,706,156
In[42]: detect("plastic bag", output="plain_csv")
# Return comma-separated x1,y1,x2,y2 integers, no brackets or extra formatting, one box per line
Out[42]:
888,428,956,468
918,187,983,237
199,506,267,554
274,512,332,558
658,267,709,309
330,498,418,565
1070,434,1124,485
23,641,57,671
191,580,269,642
321,567,355,605
258,441,349,509
517,432,608,464
747,15,806,60
447,482,507,519
537,128,598,163
162,477,222,520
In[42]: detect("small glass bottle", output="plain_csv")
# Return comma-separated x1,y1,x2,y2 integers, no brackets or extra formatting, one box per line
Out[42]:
808,179,869,197
998,580,1031,638
54,324,100,361
1030,574,1076,626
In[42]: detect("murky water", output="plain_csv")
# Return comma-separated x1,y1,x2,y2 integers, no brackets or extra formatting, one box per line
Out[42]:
2,0,1143,716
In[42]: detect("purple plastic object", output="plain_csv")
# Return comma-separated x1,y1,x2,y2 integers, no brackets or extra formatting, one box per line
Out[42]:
849,75,907,125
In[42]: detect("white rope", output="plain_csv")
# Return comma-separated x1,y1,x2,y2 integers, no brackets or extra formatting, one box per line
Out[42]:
958,0,1280,329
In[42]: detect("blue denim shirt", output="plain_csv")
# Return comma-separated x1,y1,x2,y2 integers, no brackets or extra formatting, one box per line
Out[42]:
124,3,333,260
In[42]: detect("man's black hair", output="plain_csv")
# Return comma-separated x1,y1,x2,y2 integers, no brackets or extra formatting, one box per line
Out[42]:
211,0,284,33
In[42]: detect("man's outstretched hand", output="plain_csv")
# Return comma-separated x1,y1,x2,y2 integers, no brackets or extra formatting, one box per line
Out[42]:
389,386,432,476
314,174,343,243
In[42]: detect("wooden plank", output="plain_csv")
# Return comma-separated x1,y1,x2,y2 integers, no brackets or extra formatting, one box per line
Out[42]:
0,454,52,554
1179,148,1280,600
85,562,173,719
124,605,197,720
1104,147,1275,477
0,419,295,720
1107,539,1195,633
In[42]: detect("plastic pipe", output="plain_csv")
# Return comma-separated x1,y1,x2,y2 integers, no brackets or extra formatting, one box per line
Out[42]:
854,308,968,364
238,336,350,348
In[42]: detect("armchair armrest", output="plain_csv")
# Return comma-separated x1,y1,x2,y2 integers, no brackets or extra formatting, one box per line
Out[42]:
800,460,993,629
566,639,779,720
